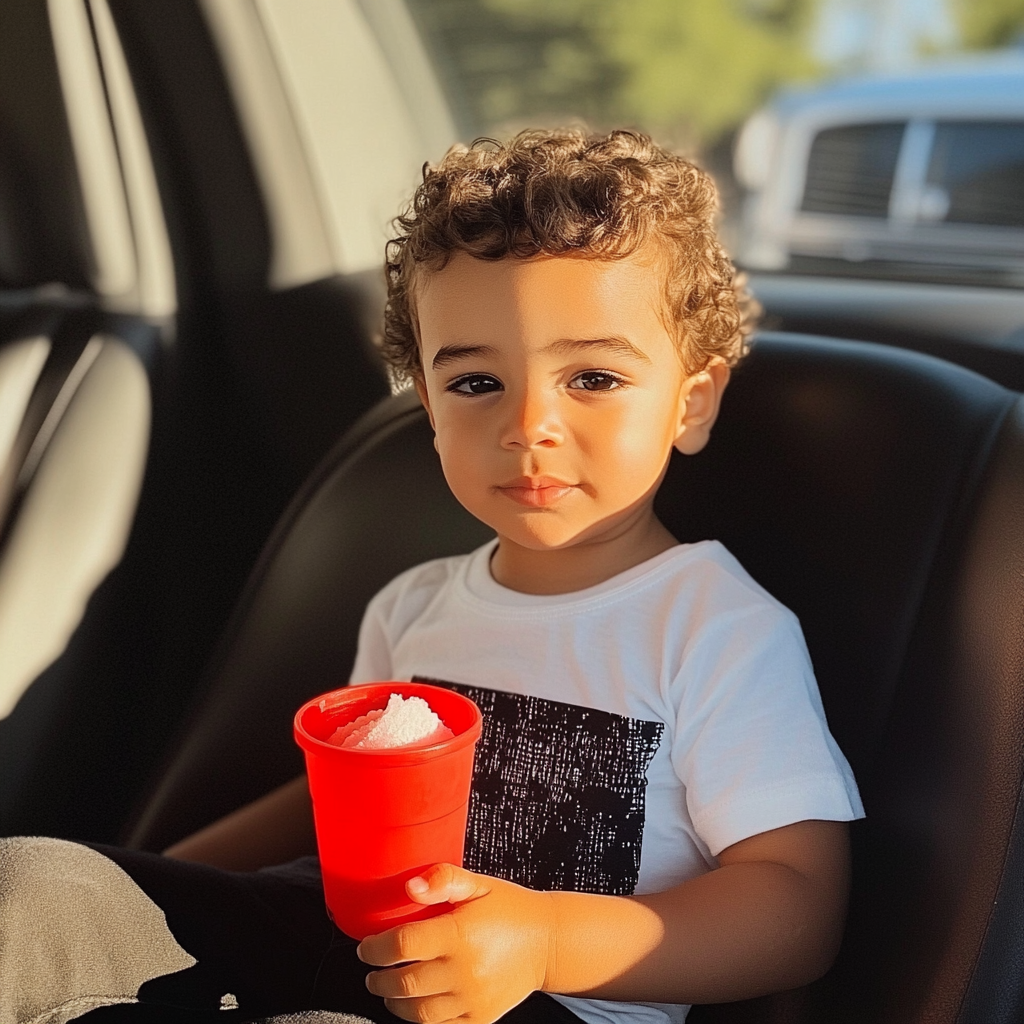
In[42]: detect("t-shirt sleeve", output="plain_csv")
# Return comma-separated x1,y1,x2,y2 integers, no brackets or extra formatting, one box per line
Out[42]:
671,602,864,857
349,588,395,684
348,557,462,686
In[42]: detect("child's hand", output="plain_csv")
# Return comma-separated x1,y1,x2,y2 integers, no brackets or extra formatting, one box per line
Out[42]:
357,863,555,1024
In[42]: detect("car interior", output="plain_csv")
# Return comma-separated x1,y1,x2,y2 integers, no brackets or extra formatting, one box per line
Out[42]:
0,0,398,842
1,2,1023,1023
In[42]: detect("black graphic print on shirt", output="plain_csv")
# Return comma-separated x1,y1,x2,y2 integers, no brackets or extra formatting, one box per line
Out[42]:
413,677,663,896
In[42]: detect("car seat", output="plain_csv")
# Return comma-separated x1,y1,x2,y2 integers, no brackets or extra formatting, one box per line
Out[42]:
126,332,1024,1024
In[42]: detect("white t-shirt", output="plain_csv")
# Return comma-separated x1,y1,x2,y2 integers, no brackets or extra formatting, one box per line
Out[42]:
350,538,864,1024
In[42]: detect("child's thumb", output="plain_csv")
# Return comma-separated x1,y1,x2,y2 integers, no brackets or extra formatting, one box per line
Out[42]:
405,863,490,905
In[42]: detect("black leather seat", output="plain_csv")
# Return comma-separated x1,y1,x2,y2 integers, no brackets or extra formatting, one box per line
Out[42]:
127,332,1024,1024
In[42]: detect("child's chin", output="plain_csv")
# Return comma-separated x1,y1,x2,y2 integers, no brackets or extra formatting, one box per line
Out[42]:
497,522,600,552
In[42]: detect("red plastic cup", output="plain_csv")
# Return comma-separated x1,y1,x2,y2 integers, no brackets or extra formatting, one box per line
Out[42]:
294,682,482,940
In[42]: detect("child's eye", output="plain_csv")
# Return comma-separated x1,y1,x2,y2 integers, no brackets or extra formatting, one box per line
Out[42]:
568,371,626,392
447,373,503,395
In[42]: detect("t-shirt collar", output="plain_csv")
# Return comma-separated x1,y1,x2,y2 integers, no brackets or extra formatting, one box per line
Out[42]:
461,536,692,611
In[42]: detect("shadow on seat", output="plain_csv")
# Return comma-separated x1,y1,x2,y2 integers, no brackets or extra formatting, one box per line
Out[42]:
126,332,1024,1024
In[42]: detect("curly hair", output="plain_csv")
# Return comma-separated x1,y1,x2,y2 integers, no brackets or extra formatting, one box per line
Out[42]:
382,128,757,382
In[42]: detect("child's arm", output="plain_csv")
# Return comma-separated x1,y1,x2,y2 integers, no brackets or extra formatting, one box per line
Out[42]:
162,774,316,870
358,818,849,1023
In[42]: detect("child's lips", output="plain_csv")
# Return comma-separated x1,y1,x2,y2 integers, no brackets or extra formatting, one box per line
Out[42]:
496,477,577,507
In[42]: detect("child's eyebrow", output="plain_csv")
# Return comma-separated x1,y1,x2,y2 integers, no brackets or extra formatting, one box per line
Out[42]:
430,335,651,370
544,336,652,363
431,343,499,369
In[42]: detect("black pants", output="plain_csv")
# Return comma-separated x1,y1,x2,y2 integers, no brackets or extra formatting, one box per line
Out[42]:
77,845,582,1024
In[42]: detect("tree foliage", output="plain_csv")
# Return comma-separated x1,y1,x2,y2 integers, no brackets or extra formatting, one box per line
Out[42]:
952,0,1024,49
407,0,821,145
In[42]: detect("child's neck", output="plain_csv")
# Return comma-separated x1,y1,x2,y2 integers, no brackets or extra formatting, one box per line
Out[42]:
489,515,680,595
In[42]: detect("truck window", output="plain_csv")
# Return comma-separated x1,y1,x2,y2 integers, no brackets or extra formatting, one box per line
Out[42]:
926,121,1024,228
801,122,905,218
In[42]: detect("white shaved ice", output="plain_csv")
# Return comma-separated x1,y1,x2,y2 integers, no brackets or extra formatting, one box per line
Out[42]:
328,693,453,750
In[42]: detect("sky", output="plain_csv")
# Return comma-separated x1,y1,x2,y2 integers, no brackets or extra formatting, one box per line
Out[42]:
814,0,957,70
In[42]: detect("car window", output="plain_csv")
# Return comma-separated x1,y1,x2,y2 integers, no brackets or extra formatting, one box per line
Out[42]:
254,0,455,275
927,121,1024,228
801,123,906,218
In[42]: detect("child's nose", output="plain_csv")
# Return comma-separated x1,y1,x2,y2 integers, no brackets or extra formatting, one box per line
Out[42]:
500,386,564,449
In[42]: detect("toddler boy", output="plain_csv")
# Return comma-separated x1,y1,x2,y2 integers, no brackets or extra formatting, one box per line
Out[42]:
343,127,863,1024
1,129,862,1024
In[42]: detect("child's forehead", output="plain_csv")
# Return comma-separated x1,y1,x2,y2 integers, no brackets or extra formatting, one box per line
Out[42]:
413,249,684,368
414,248,669,317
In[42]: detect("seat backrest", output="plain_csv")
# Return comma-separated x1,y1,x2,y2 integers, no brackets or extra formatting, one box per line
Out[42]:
127,332,1024,1024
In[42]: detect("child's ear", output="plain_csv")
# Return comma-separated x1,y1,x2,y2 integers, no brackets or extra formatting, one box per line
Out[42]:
674,361,730,455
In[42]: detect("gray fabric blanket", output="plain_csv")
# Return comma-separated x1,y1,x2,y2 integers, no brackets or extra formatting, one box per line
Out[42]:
256,1017,372,1024
0,837,372,1024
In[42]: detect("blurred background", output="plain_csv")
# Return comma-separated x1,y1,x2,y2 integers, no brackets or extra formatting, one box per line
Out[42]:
404,0,1023,244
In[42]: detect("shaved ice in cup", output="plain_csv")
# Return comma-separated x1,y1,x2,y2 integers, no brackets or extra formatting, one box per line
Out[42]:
328,692,454,750
294,682,481,940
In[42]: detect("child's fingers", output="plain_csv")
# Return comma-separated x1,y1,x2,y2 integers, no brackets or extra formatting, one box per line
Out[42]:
405,862,491,906
380,992,463,1024
364,956,451,1000
357,909,459,967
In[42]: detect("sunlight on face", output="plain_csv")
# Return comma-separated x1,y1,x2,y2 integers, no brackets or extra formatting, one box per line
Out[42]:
413,252,723,586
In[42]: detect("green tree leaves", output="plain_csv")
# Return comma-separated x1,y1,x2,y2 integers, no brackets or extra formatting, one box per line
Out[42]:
407,0,820,145
953,0,1024,49
599,0,819,142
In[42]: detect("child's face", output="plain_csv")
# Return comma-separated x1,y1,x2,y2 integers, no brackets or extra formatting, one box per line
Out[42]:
413,251,726,557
